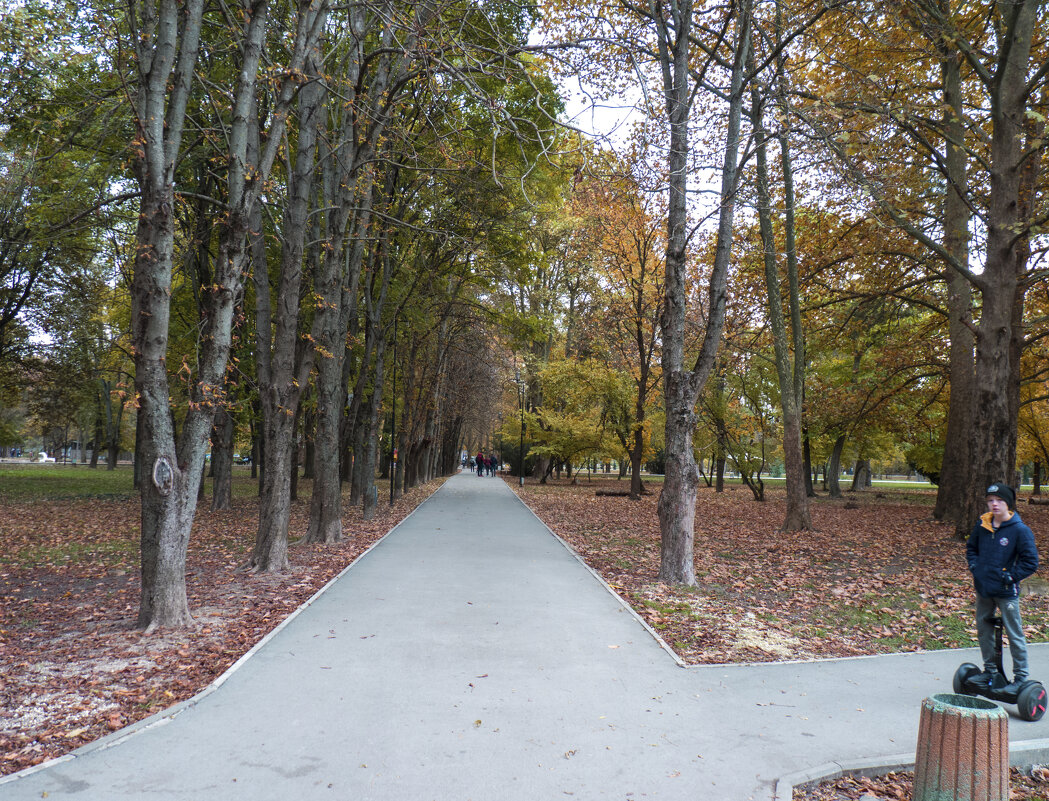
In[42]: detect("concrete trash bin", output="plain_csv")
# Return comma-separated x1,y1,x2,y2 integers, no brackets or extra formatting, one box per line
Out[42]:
914,693,1008,801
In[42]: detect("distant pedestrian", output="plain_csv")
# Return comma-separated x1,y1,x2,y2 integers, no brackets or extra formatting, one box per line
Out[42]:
966,482,1039,692
476,451,484,477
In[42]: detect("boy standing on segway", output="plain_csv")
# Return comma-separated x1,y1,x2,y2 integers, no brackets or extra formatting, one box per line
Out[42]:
966,483,1039,693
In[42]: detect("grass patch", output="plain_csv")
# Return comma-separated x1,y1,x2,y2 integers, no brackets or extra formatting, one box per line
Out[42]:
0,463,266,502
0,464,136,501
928,614,976,648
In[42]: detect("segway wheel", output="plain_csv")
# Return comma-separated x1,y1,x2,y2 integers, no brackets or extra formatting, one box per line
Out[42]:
953,662,981,695
1017,682,1047,722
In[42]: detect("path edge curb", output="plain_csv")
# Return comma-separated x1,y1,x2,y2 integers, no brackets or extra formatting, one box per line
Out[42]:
0,477,447,787
773,738,1049,800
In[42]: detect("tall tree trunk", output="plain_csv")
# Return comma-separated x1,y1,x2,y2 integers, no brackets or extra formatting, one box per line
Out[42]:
957,0,1039,536
305,259,348,542
851,459,871,491
129,0,206,630
302,404,315,481
827,434,846,499
305,248,351,541
803,431,815,497
933,37,974,526
657,0,751,584
361,339,386,521
211,401,234,511
250,51,325,570
290,404,302,503
713,378,728,494
90,406,102,468
131,0,328,628
101,378,122,470
749,61,810,531
629,437,645,500
305,106,370,541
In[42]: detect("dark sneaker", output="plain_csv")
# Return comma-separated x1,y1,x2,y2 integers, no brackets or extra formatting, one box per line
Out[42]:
969,671,995,690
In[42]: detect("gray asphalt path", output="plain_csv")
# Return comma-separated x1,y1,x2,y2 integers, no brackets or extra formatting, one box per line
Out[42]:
4,471,1049,800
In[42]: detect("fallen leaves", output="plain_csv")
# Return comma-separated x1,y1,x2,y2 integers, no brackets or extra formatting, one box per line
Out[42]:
796,766,1049,801
0,477,443,776
508,478,1049,665
508,478,1049,801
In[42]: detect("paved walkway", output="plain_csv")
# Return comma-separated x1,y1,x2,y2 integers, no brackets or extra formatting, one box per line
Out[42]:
5,472,1049,800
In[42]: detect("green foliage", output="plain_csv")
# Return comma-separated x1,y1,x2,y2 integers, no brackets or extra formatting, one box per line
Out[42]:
905,441,943,485
510,358,625,466
699,354,780,492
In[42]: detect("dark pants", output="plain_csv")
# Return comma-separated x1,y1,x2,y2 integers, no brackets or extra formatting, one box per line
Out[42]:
976,593,1029,679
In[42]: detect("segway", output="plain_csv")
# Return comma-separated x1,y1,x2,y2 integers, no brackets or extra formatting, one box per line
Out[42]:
954,615,1047,721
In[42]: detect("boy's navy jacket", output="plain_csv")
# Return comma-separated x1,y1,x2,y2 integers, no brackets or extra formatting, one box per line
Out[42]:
966,510,1039,599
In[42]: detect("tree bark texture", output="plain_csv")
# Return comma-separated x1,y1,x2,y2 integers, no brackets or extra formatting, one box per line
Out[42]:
361,340,386,521
211,402,234,511
250,48,325,570
129,0,205,630
958,0,1040,534
656,0,750,584
750,68,811,531
933,41,974,525
131,0,330,621
827,434,846,499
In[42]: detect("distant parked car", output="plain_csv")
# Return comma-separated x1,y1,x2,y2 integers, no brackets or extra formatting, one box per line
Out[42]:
37,452,55,463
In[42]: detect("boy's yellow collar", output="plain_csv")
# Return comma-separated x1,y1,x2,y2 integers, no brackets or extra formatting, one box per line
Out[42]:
981,510,1013,531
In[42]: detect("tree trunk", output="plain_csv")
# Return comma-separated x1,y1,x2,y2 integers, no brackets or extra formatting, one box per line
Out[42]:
827,434,846,499
306,121,371,539
803,432,815,497
302,405,315,481
851,459,871,491
350,399,367,506
361,340,386,521
306,322,349,542
129,0,206,630
933,42,974,526
304,290,349,542
211,402,234,511
629,447,644,500
90,407,101,468
749,61,810,531
249,53,325,570
290,411,300,504
956,0,1039,536
658,375,698,584
657,1,750,583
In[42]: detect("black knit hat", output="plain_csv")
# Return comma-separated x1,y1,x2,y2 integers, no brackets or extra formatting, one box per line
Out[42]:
986,483,1016,509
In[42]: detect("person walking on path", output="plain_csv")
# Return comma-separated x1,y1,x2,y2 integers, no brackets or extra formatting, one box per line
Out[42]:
966,482,1039,692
